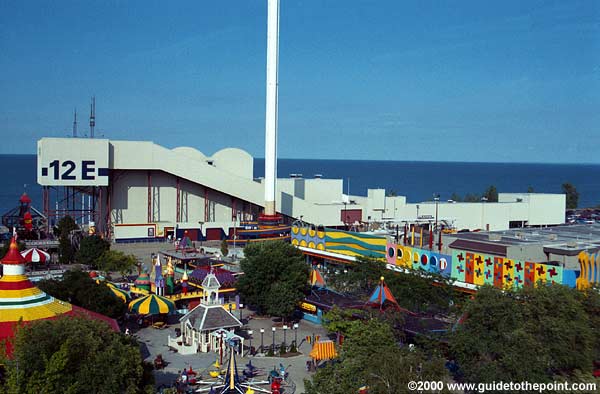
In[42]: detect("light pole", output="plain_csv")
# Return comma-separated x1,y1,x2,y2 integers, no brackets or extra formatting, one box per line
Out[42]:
248,330,253,356
481,196,488,230
233,217,237,256
239,303,244,321
434,194,440,232
293,323,299,347
271,327,276,353
198,221,204,250
283,325,288,349
260,328,265,353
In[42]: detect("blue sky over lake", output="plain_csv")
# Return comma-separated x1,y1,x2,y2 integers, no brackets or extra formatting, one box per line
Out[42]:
1,0,598,162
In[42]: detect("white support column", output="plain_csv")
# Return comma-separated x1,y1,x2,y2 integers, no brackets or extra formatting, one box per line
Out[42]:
264,0,280,216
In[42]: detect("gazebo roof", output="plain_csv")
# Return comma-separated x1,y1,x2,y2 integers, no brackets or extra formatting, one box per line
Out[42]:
180,304,242,332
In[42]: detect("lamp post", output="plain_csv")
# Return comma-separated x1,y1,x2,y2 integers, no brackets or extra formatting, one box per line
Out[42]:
239,303,244,321
433,194,440,231
283,325,288,349
248,330,253,356
233,217,237,256
198,221,204,250
271,327,276,353
293,323,299,347
260,328,265,353
481,196,488,230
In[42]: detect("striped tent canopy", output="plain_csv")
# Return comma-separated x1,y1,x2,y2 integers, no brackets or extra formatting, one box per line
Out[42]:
134,272,151,291
309,267,326,288
309,340,338,361
366,276,400,311
21,248,50,263
106,283,130,303
0,237,119,357
128,294,175,315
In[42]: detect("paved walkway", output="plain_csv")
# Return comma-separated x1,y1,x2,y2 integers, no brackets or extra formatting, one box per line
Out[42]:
133,311,330,393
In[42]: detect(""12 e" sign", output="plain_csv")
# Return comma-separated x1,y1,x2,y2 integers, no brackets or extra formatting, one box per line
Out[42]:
41,160,109,181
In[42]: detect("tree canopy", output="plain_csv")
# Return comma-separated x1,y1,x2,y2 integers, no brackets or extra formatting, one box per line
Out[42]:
0,317,153,394
56,216,79,264
237,241,308,318
562,182,579,209
327,256,461,314
449,285,599,383
38,270,125,318
305,318,450,394
220,239,229,257
96,250,138,277
77,235,111,267
483,185,498,202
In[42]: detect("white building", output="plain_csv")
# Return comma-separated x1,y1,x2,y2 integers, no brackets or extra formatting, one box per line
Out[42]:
168,272,243,355
37,138,565,241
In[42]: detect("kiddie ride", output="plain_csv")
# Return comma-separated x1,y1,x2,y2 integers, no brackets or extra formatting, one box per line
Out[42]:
194,344,294,393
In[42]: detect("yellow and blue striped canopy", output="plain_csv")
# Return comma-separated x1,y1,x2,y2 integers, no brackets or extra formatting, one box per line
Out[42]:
106,283,131,303
128,294,175,315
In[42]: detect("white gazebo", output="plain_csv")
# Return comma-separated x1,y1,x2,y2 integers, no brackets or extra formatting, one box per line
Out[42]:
168,271,243,354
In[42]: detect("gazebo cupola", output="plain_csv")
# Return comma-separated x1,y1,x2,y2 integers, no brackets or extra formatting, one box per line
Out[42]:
201,270,221,305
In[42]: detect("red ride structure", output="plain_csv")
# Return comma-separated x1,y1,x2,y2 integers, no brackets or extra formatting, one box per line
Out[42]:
1,193,47,239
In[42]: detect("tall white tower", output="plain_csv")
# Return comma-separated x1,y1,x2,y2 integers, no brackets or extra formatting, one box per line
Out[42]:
264,0,280,217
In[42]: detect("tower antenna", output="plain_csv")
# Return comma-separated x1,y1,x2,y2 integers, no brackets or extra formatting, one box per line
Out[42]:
72,108,78,137
89,96,96,138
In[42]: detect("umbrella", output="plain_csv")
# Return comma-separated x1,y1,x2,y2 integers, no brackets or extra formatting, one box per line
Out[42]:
106,282,131,303
21,248,50,263
128,294,175,315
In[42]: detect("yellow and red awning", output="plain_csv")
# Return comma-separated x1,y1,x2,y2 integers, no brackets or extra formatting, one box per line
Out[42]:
309,340,338,361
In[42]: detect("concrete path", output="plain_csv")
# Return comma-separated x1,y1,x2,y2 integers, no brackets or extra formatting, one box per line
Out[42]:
133,311,330,393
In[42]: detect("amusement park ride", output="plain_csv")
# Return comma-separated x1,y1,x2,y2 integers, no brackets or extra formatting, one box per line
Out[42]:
1,193,47,239
194,342,292,394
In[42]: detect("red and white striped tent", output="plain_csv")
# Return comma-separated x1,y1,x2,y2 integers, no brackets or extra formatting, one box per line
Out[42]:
21,248,51,263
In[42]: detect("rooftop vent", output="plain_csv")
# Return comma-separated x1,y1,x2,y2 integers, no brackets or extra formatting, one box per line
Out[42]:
548,234,558,241
489,233,502,241
567,241,578,248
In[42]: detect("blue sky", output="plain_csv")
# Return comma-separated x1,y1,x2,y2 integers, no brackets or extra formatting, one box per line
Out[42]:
1,0,598,162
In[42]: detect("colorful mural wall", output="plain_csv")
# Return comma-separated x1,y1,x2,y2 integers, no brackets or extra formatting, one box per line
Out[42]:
291,224,386,259
386,243,576,289
292,225,585,291
577,251,600,289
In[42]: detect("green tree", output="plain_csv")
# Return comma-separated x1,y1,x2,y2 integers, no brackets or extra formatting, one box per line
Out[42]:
322,306,364,336
1,317,154,394
56,216,79,264
96,250,138,277
450,192,462,202
305,319,449,394
76,235,110,267
527,186,535,193
463,193,481,202
483,185,498,202
327,257,461,314
449,285,595,383
327,256,386,296
237,241,308,318
38,270,125,318
220,239,229,257
56,215,78,237
562,182,579,209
